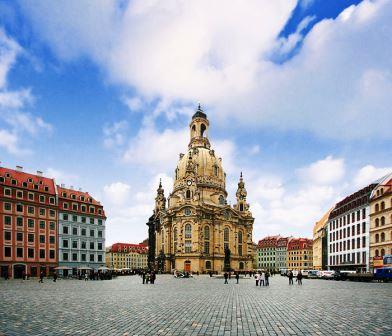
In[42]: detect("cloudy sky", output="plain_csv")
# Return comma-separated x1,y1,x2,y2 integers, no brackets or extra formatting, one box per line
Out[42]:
0,0,391,245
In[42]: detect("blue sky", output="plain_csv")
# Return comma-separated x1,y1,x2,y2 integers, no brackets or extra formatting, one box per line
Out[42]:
0,0,391,245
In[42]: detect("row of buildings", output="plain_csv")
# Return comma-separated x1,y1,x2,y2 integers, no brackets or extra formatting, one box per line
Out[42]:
256,236,313,272
105,243,148,270
313,173,392,272
0,165,106,278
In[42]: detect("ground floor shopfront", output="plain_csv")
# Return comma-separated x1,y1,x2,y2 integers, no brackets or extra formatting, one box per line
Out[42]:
0,262,57,279
58,262,105,276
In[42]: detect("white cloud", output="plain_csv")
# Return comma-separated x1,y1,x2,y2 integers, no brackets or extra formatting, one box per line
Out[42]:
19,0,392,139
297,155,345,185
0,129,28,155
103,182,132,206
353,165,392,189
45,167,79,185
103,120,128,149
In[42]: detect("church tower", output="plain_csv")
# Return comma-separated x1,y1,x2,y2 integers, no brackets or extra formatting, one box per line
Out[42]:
234,172,250,213
189,104,211,149
155,179,166,213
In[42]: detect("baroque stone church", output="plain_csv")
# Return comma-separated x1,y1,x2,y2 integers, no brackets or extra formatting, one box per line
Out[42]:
147,105,254,273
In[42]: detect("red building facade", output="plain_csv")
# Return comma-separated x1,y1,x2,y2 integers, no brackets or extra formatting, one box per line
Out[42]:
0,167,58,278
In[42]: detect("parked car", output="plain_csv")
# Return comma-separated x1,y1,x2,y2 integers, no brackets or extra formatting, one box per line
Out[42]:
280,268,288,276
301,270,309,278
307,270,319,279
374,267,392,282
333,270,356,281
318,270,335,279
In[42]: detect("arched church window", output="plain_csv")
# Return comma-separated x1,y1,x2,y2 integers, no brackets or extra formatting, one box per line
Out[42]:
200,123,206,137
238,231,243,256
186,190,191,199
219,195,225,205
185,224,192,238
205,260,211,269
173,227,178,252
239,262,244,270
192,124,196,136
381,216,385,226
239,204,244,212
224,227,229,251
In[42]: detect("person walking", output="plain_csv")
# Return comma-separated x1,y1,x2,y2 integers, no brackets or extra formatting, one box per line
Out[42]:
150,272,156,284
288,270,294,285
297,271,303,285
265,271,270,286
39,271,44,283
224,272,229,284
255,272,260,286
235,272,239,284
53,271,58,282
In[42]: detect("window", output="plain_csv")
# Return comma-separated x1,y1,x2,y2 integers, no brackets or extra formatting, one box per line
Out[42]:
81,217,86,223
63,252,68,261
27,219,34,228
239,204,244,212
375,234,379,243
16,204,23,212
356,224,360,235
4,216,11,226
375,218,380,227
89,207,95,214
90,242,94,250
72,204,78,211
98,219,103,225
27,206,34,214
186,190,191,199
4,202,11,211
62,213,69,221
63,226,69,234
39,195,45,203
49,210,56,218
224,227,230,250
204,226,210,254
219,195,225,205
375,203,379,212
90,230,94,237
98,231,102,238
72,253,78,261
40,221,45,229
206,260,212,269
81,241,86,249
49,197,55,205
81,229,86,236
214,165,218,176
49,222,55,231
81,205,86,212
27,233,34,243
17,248,23,258
49,236,55,244
4,247,11,257
49,250,55,259
39,235,45,243
72,215,77,222
90,254,94,262
238,231,243,256
4,231,11,241
63,203,69,209
17,217,23,226
28,248,34,258
381,232,385,242
185,240,192,253
185,224,192,238
28,192,34,200
72,227,78,235
16,232,23,242
39,208,45,216
89,218,94,224
81,254,86,261
98,254,103,262
4,188,11,196
381,217,385,226
63,239,69,248
98,242,102,250
362,208,366,219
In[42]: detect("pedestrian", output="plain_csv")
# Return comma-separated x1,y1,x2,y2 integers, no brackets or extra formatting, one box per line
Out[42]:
142,272,146,284
260,271,265,286
151,272,156,284
288,270,294,285
146,273,150,284
265,271,270,286
224,272,229,284
53,271,58,282
235,272,239,284
84,273,88,281
255,272,260,286
39,271,44,283
297,271,303,285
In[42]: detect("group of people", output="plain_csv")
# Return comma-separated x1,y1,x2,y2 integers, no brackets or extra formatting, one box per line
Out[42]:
223,271,241,284
141,271,156,284
288,270,303,285
255,271,270,286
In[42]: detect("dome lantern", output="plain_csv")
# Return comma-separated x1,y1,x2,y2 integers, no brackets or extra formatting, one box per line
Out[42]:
189,104,210,149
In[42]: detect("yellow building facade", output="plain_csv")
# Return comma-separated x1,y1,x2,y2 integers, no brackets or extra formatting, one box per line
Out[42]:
147,106,254,273
287,238,313,271
369,174,392,266
312,208,332,270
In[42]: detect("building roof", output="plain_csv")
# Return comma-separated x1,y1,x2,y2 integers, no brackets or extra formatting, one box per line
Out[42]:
0,166,56,194
109,243,148,254
287,238,312,250
370,172,392,200
257,235,281,248
192,104,207,120
57,186,102,206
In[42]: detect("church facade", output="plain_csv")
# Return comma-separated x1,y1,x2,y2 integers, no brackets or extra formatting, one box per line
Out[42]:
147,106,254,273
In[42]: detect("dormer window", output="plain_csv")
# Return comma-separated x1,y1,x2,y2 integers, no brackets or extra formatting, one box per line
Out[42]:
5,173,10,178
71,194,76,200
80,196,85,201
28,178,33,183
11,179,17,185
22,182,27,188
62,192,67,197
44,186,49,192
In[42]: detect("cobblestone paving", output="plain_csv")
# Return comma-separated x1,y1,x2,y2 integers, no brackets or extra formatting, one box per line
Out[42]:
0,275,391,336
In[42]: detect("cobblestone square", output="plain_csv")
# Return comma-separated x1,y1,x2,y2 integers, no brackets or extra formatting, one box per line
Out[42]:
0,275,391,336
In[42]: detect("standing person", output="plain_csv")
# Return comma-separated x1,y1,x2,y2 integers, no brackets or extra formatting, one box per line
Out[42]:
224,272,229,284
151,272,156,284
235,272,239,284
255,273,260,286
288,270,294,285
260,271,265,286
142,272,146,284
53,271,58,282
39,271,44,283
297,271,303,285
265,271,270,286
84,273,88,281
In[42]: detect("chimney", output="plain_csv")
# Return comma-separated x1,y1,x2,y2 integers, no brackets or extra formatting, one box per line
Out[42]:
37,171,43,177
16,166,23,172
